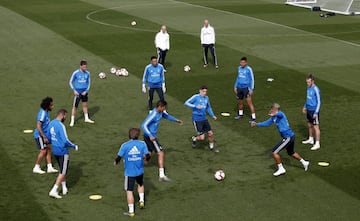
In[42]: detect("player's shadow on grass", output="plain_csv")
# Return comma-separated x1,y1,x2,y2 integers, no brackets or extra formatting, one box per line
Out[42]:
75,106,100,121
67,161,85,188
295,123,310,140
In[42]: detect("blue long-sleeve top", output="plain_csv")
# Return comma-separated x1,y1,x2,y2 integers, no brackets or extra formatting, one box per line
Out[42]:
304,85,321,114
256,111,294,138
69,69,91,93
184,94,215,121
142,63,165,88
47,119,76,155
234,65,254,91
141,109,178,138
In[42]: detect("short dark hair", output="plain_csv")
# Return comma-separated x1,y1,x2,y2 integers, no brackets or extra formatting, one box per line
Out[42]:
240,57,247,61
156,100,167,107
40,97,53,110
80,60,87,66
129,128,141,140
57,109,68,116
151,56,157,60
200,85,208,90
307,74,315,81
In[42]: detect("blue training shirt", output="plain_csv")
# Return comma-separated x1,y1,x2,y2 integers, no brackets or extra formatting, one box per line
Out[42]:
142,63,165,88
47,119,76,156
184,94,215,121
69,69,91,93
304,85,321,114
141,109,178,138
34,108,50,139
234,65,254,91
118,139,149,177
256,111,294,138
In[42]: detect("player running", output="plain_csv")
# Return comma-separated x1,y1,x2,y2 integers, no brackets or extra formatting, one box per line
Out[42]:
234,57,256,122
48,109,78,199
33,97,58,174
142,56,166,110
141,100,183,182
184,85,219,152
302,74,321,150
251,103,309,177
69,60,94,127
114,128,151,217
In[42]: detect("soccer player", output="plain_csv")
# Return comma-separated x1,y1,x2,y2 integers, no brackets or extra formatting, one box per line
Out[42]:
155,25,170,72
69,60,94,127
184,85,219,152
114,128,151,217
48,109,78,199
251,103,309,176
142,56,166,110
141,100,183,182
33,97,58,174
234,57,256,122
302,74,321,150
200,19,218,68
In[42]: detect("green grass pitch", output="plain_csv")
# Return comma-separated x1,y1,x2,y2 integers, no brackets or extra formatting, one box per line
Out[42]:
0,0,360,220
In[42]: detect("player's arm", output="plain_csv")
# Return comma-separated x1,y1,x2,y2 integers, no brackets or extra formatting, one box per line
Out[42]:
162,112,183,125
254,118,273,127
206,101,217,120
141,115,155,138
184,95,196,108
142,67,148,93
85,71,91,93
36,121,49,143
314,87,321,116
234,76,239,94
248,67,255,94
114,155,122,165
60,124,77,149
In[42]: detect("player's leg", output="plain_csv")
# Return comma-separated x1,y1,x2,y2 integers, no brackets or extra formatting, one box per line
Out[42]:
202,44,209,67
209,44,218,68
204,120,219,152
136,174,145,209
157,48,161,64
153,140,171,182
287,137,309,171
246,95,256,121
191,121,204,147
124,176,135,217
33,138,47,174
235,89,245,119
70,95,80,127
162,50,168,69
272,138,289,176
148,88,155,110
45,145,58,173
311,113,320,150
49,154,69,198
302,111,315,144
81,94,94,123
155,88,165,102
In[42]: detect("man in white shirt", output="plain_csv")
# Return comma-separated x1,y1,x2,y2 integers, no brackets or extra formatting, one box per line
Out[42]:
200,19,218,68
155,25,170,72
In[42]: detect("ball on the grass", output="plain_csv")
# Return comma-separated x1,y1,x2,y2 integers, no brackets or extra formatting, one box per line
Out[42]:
119,68,129,76
131,21,137,26
214,170,225,181
184,65,191,72
98,72,106,79
110,67,117,74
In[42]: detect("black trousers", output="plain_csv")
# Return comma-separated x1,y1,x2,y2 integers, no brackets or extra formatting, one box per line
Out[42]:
148,87,164,110
157,48,168,68
202,44,218,66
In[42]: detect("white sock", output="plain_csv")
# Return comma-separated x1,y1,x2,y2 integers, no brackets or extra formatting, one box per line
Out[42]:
159,168,165,178
239,110,244,116
70,115,75,123
139,193,144,202
47,163,53,168
277,163,284,169
315,141,320,146
34,164,40,168
209,142,214,149
308,136,314,141
61,181,67,189
128,204,134,213
51,184,59,193
251,113,256,119
300,159,305,164
84,113,89,120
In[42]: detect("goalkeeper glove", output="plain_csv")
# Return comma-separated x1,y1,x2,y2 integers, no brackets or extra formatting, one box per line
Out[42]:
162,83,166,93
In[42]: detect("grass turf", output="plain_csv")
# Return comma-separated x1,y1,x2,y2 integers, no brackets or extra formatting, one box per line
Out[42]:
0,0,360,220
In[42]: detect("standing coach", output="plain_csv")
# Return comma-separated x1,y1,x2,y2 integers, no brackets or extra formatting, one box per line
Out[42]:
200,19,218,69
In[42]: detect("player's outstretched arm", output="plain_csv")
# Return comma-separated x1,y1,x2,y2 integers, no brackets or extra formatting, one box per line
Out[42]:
114,156,122,165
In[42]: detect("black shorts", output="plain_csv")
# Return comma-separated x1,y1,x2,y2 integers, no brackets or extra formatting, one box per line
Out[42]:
73,93,88,108
236,88,250,100
55,154,70,175
193,120,212,135
35,137,47,150
272,136,295,156
124,174,144,191
144,136,163,153
306,110,320,125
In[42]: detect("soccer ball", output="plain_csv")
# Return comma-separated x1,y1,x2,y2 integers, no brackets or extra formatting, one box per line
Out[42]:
120,68,129,76
184,65,191,72
131,21,137,26
115,69,122,76
214,170,225,181
110,67,117,74
98,72,106,79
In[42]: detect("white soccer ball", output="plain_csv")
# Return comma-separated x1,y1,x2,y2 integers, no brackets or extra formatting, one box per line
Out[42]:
184,65,191,72
214,170,225,181
98,72,106,79
110,67,117,74
120,68,129,76
131,21,137,26
115,69,122,76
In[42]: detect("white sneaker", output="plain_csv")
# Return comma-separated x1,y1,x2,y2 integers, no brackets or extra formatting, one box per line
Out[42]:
84,119,95,124
69,121,74,127
303,161,310,171
62,187,68,195
49,191,62,199
47,167,58,173
302,139,314,144
273,167,286,176
310,144,320,151
33,167,45,174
